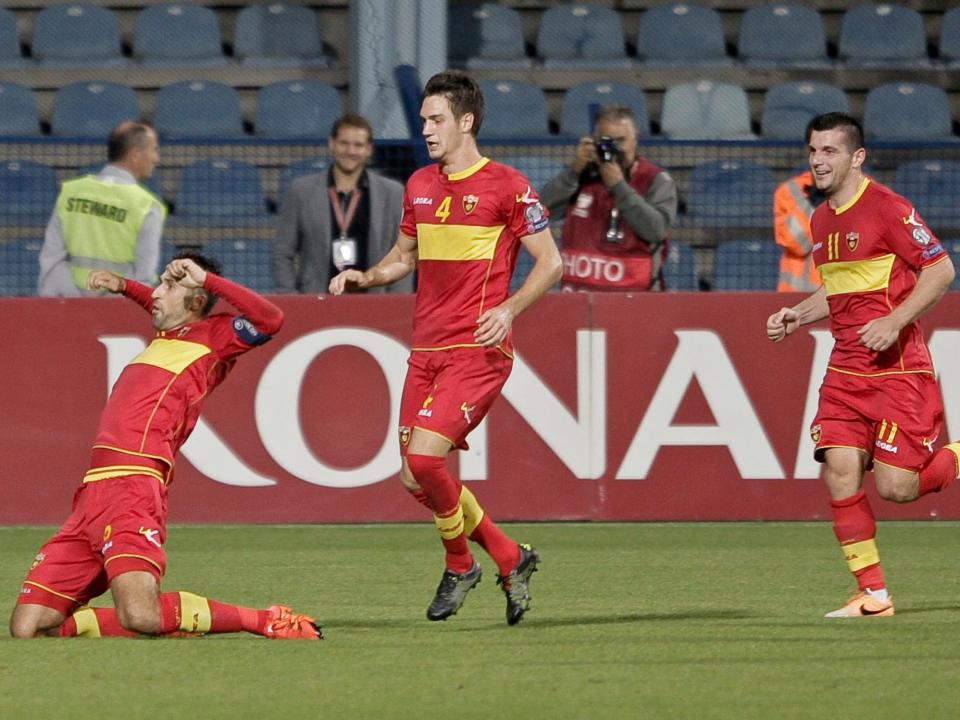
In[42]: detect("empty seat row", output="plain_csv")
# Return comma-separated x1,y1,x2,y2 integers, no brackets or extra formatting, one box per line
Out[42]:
0,4,329,68
451,3,960,69
481,79,955,142
0,79,343,139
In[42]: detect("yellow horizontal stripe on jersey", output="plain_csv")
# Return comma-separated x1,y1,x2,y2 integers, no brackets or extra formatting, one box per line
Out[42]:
819,253,895,296
130,338,211,374
416,223,504,261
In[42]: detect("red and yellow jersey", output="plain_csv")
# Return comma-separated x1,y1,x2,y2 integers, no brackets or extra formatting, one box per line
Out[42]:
400,157,549,353
811,178,949,375
88,274,283,483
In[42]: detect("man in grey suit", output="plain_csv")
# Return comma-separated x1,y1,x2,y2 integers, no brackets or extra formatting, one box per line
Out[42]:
274,113,412,293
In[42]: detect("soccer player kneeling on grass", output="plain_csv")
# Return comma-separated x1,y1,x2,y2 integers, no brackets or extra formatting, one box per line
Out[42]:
330,70,562,625
766,112,958,618
10,252,321,640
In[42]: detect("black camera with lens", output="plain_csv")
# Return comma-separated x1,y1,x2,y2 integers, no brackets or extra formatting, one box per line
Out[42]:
594,135,623,164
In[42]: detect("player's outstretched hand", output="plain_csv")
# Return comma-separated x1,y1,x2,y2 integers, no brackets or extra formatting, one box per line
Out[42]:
329,269,366,295
766,307,800,343
166,258,207,289
475,304,515,347
86,270,125,294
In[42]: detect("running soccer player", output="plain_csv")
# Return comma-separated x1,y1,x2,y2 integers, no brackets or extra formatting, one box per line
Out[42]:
10,252,321,640
765,112,958,618
329,70,562,625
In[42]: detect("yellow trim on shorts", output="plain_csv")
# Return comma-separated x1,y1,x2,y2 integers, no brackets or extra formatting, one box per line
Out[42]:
410,343,513,359
22,580,80,603
410,426,458,448
104,553,163,575
83,465,166,484
826,366,934,378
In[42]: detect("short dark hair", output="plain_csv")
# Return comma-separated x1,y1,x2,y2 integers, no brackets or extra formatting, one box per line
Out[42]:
173,249,222,315
330,112,374,143
422,70,484,137
805,112,865,151
107,121,155,163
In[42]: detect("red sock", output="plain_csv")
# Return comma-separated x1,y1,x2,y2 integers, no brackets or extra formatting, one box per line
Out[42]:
831,490,885,591
469,515,520,576
207,599,269,634
160,591,269,635
59,607,139,637
407,454,472,572
918,444,960,496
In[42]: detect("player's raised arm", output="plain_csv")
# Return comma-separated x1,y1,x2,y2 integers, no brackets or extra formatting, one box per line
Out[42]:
329,231,418,295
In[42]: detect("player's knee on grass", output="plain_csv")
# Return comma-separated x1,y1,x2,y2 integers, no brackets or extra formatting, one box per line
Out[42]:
111,571,162,635
9,604,64,638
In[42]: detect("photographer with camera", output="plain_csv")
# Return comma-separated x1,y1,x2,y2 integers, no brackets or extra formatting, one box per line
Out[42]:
540,104,677,291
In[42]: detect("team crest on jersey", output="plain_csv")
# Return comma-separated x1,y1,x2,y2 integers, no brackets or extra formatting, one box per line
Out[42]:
462,194,479,214
29,552,45,571
810,424,822,444
399,426,411,446
845,232,859,252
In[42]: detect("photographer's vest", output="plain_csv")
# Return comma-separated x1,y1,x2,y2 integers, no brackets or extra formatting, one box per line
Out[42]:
56,175,164,290
560,157,668,291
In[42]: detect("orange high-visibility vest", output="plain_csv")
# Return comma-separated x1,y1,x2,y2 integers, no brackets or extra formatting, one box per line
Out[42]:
774,170,821,292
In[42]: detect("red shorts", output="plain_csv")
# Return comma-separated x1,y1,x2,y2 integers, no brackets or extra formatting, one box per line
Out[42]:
812,369,944,471
399,347,513,452
17,475,169,614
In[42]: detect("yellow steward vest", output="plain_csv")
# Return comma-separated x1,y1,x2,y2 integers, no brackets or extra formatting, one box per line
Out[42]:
56,175,166,290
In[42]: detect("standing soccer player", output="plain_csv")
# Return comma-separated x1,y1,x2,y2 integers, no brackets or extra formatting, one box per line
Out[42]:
330,70,562,624
765,112,958,617
11,252,321,640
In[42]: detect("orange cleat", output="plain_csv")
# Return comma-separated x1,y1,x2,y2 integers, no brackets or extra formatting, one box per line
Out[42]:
263,604,323,639
824,590,894,618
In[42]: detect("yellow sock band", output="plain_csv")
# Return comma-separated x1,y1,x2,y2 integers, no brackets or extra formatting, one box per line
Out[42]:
434,505,465,541
178,591,212,634
842,538,880,573
72,607,101,637
944,442,960,478
459,485,484,536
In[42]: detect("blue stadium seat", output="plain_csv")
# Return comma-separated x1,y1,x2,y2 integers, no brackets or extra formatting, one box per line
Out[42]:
685,159,776,228
0,160,59,224
738,5,829,67
761,81,849,140
560,81,649,137
0,7,24,67
637,3,731,66
32,3,126,66
497,154,565,194
537,4,631,69
662,240,697,291
234,4,328,67
939,8,960,67
201,239,275,292
72,161,163,199
449,3,529,69
51,81,139,138
477,80,549,139
892,160,960,227
0,238,43,296
660,81,754,140
255,81,342,139
279,157,327,201
133,5,227,67
0,82,40,136
173,160,268,225
713,239,780,291
154,81,244,139
839,4,930,68
863,83,953,141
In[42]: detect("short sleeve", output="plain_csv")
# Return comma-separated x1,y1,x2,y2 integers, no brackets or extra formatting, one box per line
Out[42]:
504,169,550,239
882,195,947,270
399,182,417,238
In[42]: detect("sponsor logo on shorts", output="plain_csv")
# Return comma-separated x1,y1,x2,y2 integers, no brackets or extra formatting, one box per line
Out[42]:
419,394,434,417
875,439,899,454
460,402,477,425
102,540,113,556
29,552,45,571
139,527,162,548
810,424,822,443
20,586,32,595
103,524,112,541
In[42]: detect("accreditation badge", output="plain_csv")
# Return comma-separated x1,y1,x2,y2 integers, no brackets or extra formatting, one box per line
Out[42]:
332,237,358,271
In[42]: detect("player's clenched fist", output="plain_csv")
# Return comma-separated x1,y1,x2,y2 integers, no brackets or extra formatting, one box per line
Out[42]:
86,270,125,294
766,307,800,343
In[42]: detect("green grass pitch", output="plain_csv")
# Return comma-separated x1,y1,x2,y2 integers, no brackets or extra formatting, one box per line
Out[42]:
1,522,959,719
